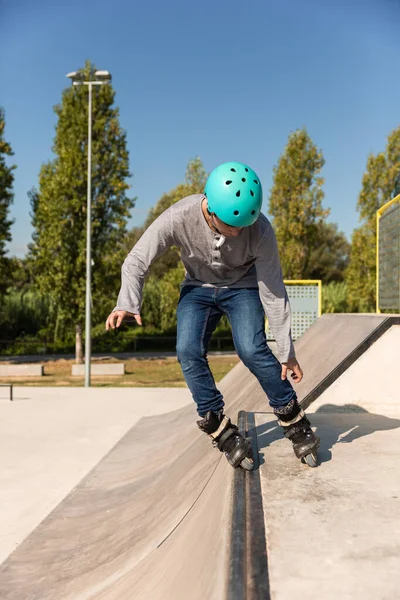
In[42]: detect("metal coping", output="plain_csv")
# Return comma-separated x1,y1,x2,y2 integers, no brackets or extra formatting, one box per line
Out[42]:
227,411,270,600
300,316,400,411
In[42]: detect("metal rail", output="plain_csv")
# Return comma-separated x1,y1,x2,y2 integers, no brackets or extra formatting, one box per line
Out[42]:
227,411,270,599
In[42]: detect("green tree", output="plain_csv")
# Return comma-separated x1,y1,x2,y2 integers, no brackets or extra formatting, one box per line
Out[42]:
269,129,329,279
346,224,376,311
159,263,186,331
29,61,134,361
141,276,162,330
0,108,16,296
144,157,207,228
308,222,350,283
8,257,31,292
346,126,400,311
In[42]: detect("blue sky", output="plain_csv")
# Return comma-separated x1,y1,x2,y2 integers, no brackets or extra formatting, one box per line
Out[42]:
1,0,399,257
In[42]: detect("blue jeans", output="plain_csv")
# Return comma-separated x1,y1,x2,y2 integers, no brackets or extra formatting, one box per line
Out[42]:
176,286,297,417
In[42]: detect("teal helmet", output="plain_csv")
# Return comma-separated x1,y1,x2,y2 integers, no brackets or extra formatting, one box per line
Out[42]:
204,161,263,227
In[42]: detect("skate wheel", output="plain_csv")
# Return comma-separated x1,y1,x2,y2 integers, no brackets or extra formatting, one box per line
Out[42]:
302,451,318,468
240,456,255,471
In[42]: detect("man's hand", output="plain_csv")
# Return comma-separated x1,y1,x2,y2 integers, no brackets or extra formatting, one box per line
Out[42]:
105,310,142,330
281,358,303,383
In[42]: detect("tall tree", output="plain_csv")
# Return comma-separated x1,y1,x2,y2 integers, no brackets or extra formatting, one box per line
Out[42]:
346,224,376,312
29,61,134,360
269,129,329,279
144,157,207,228
308,222,350,283
0,108,16,296
346,126,400,311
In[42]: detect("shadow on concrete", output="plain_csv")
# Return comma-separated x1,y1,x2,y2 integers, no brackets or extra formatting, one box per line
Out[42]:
0,396,32,402
313,404,400,464
253,405,400,466
249,418,280,468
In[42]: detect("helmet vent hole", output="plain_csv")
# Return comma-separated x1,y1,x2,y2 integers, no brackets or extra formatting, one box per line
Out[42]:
253,180,259,184
225,180,232,185
245,168,249,172
236,190,241,197
250,190,254,197
242,178,246,182
230,168,236,172
251,210,256,215
234,210,239,216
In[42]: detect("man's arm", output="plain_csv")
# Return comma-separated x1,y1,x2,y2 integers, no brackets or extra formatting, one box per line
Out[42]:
254,224,295,363
114,208,175,315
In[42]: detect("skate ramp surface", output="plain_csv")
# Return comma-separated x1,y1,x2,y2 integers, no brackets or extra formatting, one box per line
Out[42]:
222,314,400,412
310,325,400,416
0,391,266,600
0,386,193,565
0,406,226,599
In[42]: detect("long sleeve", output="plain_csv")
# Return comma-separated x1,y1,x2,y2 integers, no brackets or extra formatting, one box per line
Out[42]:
114,208,175,314
255,224,295,362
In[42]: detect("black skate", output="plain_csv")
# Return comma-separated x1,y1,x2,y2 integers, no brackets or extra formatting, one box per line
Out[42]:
275,399,320,467
282,415,320,467
197,410,254,471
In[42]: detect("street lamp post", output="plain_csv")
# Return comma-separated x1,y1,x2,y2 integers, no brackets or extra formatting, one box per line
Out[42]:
66,69,112,387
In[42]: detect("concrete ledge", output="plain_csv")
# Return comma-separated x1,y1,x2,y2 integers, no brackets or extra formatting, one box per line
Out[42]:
0,365,44,376
72,364,125,376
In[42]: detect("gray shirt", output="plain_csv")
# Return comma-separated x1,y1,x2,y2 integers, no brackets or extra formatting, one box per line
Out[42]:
115,194,295,361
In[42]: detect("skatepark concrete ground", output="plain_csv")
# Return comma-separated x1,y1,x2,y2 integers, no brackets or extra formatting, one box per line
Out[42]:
0,315,399,599
0,387,194,565
256,409,400,600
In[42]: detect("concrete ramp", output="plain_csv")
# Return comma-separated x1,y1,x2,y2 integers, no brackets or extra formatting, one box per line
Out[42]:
223,314,399,411
295,314,399,408
0,405,227,599
254,407,400,600
310,325,400,416
0,391,266,600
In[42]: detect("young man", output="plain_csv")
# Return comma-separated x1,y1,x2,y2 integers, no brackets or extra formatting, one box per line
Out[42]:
106,162,320,469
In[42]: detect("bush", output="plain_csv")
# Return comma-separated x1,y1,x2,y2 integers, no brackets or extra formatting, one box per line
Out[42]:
322,282,349,313
0,290,51,341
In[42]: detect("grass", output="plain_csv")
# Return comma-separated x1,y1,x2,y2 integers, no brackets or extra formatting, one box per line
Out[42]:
0,355,240,387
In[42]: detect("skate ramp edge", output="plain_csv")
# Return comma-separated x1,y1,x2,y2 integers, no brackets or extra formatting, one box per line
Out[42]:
223,313,400,413
309,325,400,417
0,385,267,599
227,411,270,599
296,314,400,409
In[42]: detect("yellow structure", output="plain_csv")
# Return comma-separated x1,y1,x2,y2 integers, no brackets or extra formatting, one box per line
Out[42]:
266,279,322,341
376,194,400,313
284,280,322,317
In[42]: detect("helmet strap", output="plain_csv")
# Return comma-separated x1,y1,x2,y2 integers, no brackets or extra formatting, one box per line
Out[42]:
211,213,223,235
205,207,222,234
